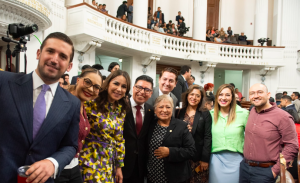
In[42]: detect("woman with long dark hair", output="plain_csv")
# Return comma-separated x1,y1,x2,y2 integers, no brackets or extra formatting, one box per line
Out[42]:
55,68,102,183
209,84,249,183
177,85,212,183
79,70,131,183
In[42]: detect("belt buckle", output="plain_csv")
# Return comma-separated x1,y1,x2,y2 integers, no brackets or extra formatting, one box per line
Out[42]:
248,160,259,167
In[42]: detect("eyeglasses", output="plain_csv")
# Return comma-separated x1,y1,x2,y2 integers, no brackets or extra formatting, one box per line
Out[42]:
83,78,101,93
135,85,152,94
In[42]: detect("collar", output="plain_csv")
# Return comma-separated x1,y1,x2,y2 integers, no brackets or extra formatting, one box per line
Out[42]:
286,103,293,107
159,88,171,96
254,102,277,114
181,75,186,81
32,70,58,97
130,97,145,109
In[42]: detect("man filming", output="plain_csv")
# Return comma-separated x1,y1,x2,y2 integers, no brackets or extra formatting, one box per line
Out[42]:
177,18,186,36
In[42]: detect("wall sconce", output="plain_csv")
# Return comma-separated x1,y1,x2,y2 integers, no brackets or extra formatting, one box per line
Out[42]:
260,67,275,84
141,56,160,74
200,63,216,84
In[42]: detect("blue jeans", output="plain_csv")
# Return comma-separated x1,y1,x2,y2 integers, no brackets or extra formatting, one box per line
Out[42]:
239,160,277,183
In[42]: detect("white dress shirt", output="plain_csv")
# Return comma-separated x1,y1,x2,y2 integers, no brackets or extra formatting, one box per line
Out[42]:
130,97,145,124
32,71,59,178
159,88,171,96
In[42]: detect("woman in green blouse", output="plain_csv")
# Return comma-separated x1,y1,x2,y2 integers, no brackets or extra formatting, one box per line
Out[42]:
208,84,249,183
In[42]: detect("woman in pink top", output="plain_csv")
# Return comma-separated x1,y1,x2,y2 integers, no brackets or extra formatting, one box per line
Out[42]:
55,68,102,183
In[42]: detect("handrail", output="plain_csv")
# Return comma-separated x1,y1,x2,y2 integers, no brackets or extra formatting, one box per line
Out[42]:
67,3,284,49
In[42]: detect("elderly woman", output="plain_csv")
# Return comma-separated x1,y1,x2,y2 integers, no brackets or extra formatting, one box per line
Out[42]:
177,85,212,183
147,95,196,183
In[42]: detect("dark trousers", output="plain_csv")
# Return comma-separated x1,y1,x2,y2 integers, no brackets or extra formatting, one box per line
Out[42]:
123,160,144,183
54,165,83,183
239,160,277,183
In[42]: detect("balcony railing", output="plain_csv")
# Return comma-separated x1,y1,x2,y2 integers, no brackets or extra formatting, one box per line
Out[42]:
66,3,285,66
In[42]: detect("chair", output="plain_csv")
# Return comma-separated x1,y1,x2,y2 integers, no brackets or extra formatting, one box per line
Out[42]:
240,101,251,109
230,36,238,44
239,41,247,45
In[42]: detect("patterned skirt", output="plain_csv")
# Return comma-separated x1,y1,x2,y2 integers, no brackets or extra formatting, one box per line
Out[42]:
189,160,209,183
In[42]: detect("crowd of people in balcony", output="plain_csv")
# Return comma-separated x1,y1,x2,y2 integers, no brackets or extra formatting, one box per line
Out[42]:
206,26,251,45
91,0,108,13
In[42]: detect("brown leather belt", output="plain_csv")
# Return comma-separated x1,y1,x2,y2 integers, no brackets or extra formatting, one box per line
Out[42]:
244,159,275,168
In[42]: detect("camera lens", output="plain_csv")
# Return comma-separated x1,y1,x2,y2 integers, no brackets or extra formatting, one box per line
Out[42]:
19,24,38,37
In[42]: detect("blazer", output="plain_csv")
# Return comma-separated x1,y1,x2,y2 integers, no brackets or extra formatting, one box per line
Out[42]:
153,11,165,24
177,108,212,162
122,101,154,179
117,4,129,17
70,75,79,85
146,87,178,117
0,71,80,183
283,104,297,112
172,75,188,105
147,117,196,183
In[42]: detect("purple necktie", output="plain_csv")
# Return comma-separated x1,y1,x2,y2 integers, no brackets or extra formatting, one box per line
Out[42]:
33,84,50,139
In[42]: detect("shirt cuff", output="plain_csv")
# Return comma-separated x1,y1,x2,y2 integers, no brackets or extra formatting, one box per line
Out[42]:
46,157,59,179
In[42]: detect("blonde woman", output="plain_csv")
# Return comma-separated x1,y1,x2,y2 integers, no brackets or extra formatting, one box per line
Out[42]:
208,84,249,183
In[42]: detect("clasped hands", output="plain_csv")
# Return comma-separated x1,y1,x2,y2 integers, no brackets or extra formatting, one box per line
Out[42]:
154,147,170,159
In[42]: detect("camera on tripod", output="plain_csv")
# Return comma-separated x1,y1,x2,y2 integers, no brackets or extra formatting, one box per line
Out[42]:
257,38,269,46
178,27,190,37
2,23,38,73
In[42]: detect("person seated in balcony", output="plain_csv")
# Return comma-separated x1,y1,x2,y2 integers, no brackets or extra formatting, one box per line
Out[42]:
154,7,165,24
168,23,178,35
211,27,216,34
158,25,165,33
222,34,231,43
147,19,152,29
177,18,186,34
158,19,163,27
166,20,172,29
163,23,168,32
101,4,108,13
97,4,102,11
153,22,159,31
151,17,157,27
227,26,233,37
121,14,127,22
238,32,250,45
214,34,222,43
117,1,129,19
219,27,225,37
91,0,97,9
176,11,184,25
213,29,219,37
148,7,153,21
206,29,213,41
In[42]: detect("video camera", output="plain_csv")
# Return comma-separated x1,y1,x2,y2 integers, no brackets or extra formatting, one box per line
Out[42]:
178,27,190,37
2,23,38,73
258,38,269,46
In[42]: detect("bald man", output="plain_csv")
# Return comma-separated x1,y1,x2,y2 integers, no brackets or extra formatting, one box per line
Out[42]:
239,83,298,183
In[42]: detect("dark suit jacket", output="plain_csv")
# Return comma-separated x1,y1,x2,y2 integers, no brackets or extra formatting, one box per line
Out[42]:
177,109,212,162
70,75,79,85
123,101,154,179
146,87,178,117
147,117,196,182
176,15,184,25
282,104,297,112
0,71,80,183
117,4,129,17
172,75,188,105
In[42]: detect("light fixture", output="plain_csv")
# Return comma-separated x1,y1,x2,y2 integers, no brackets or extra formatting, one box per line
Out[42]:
259,67,275,84
119,59,122,62
141,56,161,74
199,63,217,84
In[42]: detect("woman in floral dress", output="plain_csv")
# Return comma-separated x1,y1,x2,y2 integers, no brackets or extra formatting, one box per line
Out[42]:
79,70,131,183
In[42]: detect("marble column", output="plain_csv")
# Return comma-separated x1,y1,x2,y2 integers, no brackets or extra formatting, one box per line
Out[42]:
193,0,207,41
253,0,269,46
133,0,148,28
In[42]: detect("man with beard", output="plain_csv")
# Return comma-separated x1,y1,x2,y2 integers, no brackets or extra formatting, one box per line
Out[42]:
291,92,300,117
146,67,178,117
0,32,80,183
239,83,298,183
123,75,154,183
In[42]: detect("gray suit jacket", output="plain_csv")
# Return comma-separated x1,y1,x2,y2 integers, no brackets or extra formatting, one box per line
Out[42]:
146,87,178,117
293,99,300,117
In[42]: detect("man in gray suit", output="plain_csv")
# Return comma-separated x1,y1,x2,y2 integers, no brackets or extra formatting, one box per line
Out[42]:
146,67,178,116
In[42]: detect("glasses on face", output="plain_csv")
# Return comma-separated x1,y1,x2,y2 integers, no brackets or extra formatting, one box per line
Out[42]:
135,85,152,94
249,90,264,97
83,78,101,93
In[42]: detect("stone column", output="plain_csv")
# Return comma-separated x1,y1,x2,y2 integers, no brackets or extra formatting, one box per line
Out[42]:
253,0,269,46
193,0,207,41
133,0,148,28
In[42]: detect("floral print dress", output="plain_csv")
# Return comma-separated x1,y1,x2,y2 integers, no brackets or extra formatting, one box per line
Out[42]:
79,101,126,183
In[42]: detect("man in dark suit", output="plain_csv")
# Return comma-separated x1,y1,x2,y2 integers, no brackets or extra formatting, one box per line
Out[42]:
175,11,184,25
281,95,297,111
147,67,178,116
0,32,80,183
70,64,91,85
172,65,191,106
123,75,155,183
117,1,129,19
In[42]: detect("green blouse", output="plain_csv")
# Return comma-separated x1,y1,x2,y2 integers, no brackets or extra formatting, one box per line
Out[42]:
210,105,249,154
